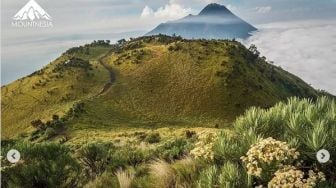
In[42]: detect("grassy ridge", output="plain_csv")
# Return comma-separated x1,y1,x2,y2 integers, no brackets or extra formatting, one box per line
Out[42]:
1,36,319,140
68,37,318,136
1,45,112,139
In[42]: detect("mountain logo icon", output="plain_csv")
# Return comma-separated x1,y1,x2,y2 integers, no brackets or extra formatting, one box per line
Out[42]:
13,0,52,21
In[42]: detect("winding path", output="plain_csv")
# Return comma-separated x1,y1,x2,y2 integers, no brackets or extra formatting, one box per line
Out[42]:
96,53,116,96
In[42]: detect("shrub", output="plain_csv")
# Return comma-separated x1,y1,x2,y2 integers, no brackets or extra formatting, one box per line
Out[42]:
78,143,110,179
145,132,161,144
2,142,80,188
52,114,59,121
196,166,218,188
213,131,247,164
268,165,325,188
30,119,46,130
218,162,248,188
190,131,216,160
110,148,152,168
44,127,57,139
155,138,192,161
185,130,196,138
241,137,299,178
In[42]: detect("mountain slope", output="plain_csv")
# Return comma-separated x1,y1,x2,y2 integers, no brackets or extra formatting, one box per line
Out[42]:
146,3,257,39
1,36,320,140
1,43,112,139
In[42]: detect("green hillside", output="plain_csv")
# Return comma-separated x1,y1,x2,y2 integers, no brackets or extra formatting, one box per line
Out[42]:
1,36,319,140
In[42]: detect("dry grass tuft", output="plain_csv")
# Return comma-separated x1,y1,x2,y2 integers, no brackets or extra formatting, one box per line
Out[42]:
115,169,135,188
149,159,176,188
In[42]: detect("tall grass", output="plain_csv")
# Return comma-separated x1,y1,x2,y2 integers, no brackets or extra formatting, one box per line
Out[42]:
218,162,248,188
148,159,176,188
196,166,218,188
115,169,135,188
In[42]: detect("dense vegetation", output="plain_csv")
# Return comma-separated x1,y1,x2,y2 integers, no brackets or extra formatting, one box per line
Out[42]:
2,97,335,187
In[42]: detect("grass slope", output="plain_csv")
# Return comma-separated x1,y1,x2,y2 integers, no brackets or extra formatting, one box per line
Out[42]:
1,36,320,140
1,44,112,139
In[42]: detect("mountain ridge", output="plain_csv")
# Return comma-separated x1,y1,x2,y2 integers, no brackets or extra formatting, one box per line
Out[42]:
1,36,322,139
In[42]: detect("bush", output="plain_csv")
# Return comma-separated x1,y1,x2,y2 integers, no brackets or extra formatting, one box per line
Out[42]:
145,132,161,144
110,148,153,168
185,130,196,138
78,143,110,179
218,162,248,188
44,127,57,139
155,138,192,161
196,166,218,188
213,131,248,164
234,97,336,186
2,142,80,188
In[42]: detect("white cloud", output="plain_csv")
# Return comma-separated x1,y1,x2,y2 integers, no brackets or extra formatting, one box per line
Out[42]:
255,6,272,14
245,20,336,95
141,6,154,18
141,2,193,21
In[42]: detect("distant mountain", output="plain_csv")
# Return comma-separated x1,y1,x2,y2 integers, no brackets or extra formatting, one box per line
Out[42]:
146,3,257,39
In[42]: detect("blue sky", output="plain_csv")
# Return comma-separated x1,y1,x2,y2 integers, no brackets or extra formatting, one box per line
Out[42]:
1,0,336,94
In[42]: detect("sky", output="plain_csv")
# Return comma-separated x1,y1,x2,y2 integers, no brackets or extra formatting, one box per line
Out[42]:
1,0,336,94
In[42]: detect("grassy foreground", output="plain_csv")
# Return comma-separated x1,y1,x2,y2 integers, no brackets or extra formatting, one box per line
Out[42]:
1,97,335,187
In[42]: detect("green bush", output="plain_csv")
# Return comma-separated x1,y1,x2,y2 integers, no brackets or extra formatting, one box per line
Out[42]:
233,96,336,185
155,138,192,161
44,127,57,139
235,97,336,156
145,132,161,144
109,148,153,168
218,162,248,188
213,132,249,164
2,142,80,188
78,142,110,179
196,166,218,188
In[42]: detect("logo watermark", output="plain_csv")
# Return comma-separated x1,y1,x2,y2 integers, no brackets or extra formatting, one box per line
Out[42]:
12,0,53,28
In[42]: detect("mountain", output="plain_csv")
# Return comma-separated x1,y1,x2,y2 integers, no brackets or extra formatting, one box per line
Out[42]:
1,36,321,140
146,3,257,39
13,0,52,21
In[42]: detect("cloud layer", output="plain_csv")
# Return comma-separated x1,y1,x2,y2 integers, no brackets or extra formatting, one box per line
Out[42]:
141,2,193,21
245,20,336,95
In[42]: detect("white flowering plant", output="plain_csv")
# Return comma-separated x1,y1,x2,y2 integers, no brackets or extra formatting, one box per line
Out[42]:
190,131,217,160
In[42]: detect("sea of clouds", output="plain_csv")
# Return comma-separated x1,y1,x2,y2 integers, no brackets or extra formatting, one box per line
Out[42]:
244,20,336,95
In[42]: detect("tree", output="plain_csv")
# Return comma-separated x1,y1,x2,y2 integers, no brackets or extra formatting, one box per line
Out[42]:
31,119,45,130
248,44,260,61
52,114,59,121
117,39,126,45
